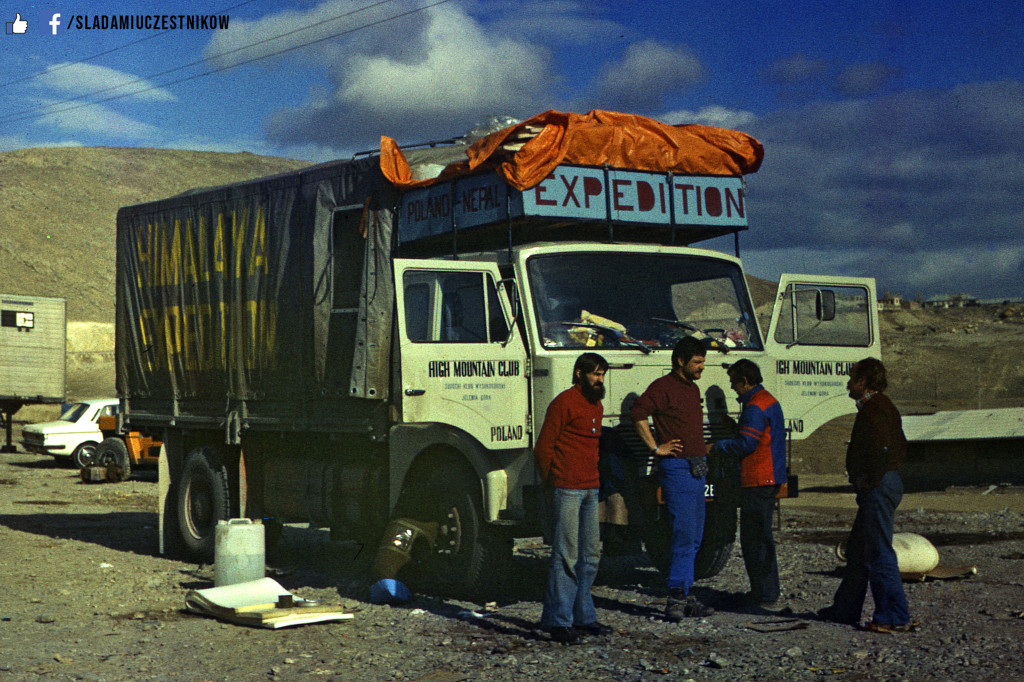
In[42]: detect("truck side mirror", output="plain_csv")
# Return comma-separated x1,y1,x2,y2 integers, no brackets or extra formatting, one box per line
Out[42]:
497,278,520,346
816,290,836,322
498,278,519,318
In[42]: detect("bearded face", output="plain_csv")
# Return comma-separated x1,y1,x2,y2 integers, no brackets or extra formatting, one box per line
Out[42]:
578,369,606,403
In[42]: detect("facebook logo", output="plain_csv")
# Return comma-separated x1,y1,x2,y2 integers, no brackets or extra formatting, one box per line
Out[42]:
34,11,63,34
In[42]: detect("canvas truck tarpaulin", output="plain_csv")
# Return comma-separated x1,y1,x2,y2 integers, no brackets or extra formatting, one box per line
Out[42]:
380,109,764,191
115,156,397,427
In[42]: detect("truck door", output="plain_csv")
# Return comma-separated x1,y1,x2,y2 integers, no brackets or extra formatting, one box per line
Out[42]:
394,259,529,448
763,274,880,438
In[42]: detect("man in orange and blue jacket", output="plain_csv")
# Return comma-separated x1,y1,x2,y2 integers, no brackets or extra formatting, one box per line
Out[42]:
709,359,786,607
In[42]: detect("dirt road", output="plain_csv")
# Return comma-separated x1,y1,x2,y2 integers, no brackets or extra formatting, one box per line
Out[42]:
3,450,1024,681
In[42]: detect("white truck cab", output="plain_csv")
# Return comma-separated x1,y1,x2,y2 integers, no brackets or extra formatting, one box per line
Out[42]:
394,242,877,516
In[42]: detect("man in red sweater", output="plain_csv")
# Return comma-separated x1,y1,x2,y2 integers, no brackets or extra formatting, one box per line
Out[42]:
535,352,611,644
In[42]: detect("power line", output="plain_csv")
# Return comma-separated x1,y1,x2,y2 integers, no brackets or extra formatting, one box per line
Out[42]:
0,0,262,90
1,0,451,127
0,0,399,125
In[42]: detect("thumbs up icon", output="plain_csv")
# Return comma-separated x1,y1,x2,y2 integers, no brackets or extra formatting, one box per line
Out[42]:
7,13,28,34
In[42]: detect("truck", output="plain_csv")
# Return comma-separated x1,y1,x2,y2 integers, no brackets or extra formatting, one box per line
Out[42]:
114,110,879,595
1,294,66,453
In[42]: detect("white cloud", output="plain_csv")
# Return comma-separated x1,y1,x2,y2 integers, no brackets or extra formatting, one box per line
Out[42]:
265,3,559,148
341,10,546,115
739,247,868,283
38,63,176,102
660,106,757,129
216,1,708,149
0,134,85,151
33,100,160,140
589,40,705,111
743,81,1024,298
766,53,829,85
896,246,1024,294
835,62,901,96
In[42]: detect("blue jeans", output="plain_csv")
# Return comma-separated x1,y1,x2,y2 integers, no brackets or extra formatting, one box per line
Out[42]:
660,457,705,593
830,470,910,625
541,487,601,628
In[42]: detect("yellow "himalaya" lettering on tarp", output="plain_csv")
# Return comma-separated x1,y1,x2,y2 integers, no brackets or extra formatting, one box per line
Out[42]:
129,205,276,373
133,207,268,288
135,300,277,373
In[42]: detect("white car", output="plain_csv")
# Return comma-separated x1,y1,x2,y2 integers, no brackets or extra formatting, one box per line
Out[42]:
20,398,119,468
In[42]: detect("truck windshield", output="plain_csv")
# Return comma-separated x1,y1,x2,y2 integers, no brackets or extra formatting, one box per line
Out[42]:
526,252,762,351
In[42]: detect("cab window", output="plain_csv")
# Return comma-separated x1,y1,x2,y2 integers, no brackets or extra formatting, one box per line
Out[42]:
403,270,508,343
773,284,872,347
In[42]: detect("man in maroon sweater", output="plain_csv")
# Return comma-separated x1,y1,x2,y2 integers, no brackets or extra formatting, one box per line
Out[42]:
535,352,611,644
631,336,715,622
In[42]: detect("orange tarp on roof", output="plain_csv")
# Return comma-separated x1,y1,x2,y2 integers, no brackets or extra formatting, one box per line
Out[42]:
380,109,764,191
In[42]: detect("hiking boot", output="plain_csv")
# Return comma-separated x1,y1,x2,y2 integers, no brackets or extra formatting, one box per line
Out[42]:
816,605,859,625
576,622,613,636
753,594,779,608
683,595,714,618
664,589,686,623
861,620,920,634
742,593,781,611
546,626,580,644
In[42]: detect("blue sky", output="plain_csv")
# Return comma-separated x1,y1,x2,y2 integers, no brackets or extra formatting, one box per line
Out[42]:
2,0,1022,300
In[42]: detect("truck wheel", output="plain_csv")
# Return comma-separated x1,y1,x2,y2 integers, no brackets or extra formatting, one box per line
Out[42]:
641,514,672,575
176,449,231,561
402,468,509,598
94,438,131,481
72,441,99,469
694,502,737,580
263,517,284,559
641,503,737,580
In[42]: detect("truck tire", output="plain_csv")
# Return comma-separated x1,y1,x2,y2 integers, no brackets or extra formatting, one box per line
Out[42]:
72,441,99,469
94,438,131,481
263,517,284,559
641,502,737,580
694,502,737,580
641,514,672,575
176,449,231,561
401,467,510,598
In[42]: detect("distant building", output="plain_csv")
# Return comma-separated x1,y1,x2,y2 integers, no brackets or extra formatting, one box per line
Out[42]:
923,294,978,309
879,291,903,310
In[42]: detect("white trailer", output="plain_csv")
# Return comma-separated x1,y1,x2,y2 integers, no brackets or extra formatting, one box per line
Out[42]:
0,294,66,452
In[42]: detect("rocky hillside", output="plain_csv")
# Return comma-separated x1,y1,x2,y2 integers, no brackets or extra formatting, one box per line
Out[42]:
0,147,310,322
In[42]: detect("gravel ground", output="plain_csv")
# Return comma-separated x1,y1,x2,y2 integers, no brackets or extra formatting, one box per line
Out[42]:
2,450,1023,681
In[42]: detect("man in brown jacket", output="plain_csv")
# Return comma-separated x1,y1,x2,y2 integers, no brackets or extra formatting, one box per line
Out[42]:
818,358,914,632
